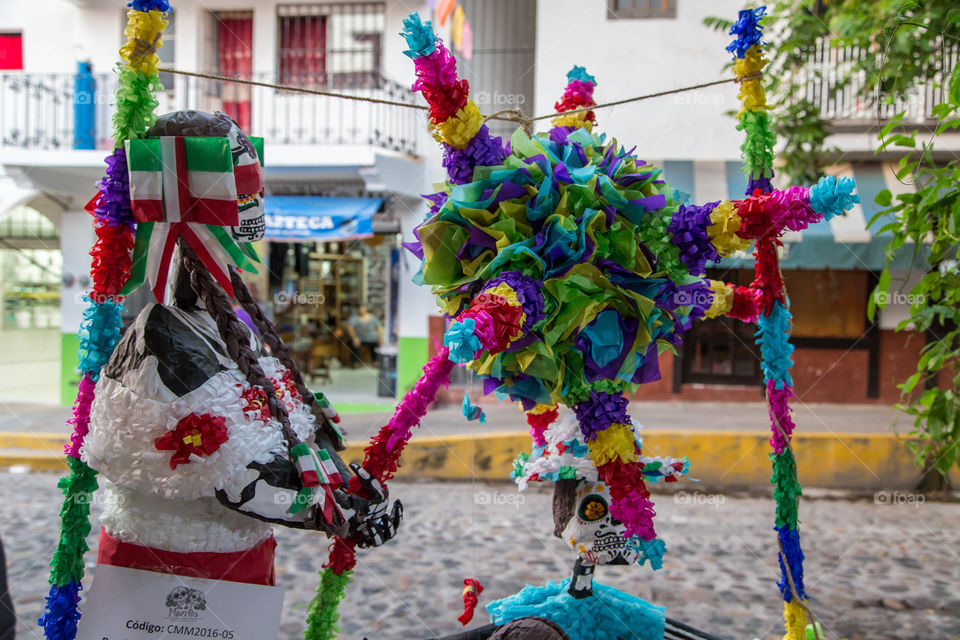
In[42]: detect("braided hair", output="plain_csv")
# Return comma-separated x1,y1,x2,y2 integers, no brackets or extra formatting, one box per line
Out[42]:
229,268,344,450
179,243,302,448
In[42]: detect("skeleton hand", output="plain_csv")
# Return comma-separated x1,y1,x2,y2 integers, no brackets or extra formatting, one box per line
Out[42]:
333,463,402,547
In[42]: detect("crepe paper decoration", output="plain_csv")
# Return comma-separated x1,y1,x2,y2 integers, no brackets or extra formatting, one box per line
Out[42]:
289,445,344,522
702,279,732,319
462,392,486,423
776,525,807,602
154,413,229,469
93,149,135,226
668,202,721,275
451,5,465,51
573,391,629,442
304,537,356,640
91,224,135,297
77,297,124,380
706,199,751,257
726,7,767,64
460,19,473,61
65,375,96,459
553,66,598,131
487,578,665,640
756,301,795,389
120,135,262,302
809,175,859,221
41,5,168,637
458,578,484,625
401,13,506,183
783,600,809,640
119,8,168,76
436,0,456,27
587,422,637,466
356,346,456,486
629,537,667,571
526,403,558,446
313,391,341,424
767,381,797,453
728,284,760,323
38,456,99,640
129,0,172,12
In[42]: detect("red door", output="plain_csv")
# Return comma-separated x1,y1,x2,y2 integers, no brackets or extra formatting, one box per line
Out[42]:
216,12,253,130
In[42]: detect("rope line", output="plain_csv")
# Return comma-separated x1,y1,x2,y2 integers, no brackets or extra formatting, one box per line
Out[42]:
157,67,746,126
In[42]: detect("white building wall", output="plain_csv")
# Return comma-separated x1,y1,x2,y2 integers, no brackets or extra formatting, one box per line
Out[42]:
534,0,745,161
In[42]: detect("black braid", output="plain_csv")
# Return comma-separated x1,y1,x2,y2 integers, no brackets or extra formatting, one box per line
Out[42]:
228,269,344,449
180,244,301,448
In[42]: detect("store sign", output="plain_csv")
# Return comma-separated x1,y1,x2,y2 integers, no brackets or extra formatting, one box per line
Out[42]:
263,196,383,241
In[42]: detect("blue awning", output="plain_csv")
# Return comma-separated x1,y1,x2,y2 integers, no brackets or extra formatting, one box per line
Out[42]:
264,196,383,241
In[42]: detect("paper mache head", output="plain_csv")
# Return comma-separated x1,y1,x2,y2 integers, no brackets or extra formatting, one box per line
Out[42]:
512,411,689,566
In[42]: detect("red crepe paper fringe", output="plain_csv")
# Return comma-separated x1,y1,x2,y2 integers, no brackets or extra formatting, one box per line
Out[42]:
457,578,484,625
356,346,456,486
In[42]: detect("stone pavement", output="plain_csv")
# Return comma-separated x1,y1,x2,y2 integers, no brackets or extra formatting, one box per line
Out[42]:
2,471,958,640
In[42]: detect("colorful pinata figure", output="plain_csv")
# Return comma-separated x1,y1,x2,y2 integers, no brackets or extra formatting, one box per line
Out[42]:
399,11,857,569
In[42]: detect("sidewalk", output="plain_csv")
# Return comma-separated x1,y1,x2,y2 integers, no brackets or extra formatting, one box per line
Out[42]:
0,399,907,437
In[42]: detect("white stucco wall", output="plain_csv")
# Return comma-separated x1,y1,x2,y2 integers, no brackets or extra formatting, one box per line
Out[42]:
534,0,745,161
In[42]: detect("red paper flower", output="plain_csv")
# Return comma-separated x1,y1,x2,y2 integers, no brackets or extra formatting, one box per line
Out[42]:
155,413,229,469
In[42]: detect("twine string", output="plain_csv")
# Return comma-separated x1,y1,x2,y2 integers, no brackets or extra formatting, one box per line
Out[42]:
157,67,749,126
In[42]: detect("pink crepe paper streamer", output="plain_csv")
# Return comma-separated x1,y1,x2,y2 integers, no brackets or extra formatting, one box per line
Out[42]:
383,345,456,453
767,380,796,453
65,373,96,459
609,490,657,541
459,309,497,352
771,186,818,233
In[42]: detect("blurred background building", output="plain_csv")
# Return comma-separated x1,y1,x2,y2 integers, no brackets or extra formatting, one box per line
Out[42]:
0,0,952,409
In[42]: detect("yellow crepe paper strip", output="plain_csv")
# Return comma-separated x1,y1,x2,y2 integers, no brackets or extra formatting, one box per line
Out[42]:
707,200,751,257
431,101,484,149
119,9,168,76
703,280,733,319
735,45,769,116
588,423,637,467
782,599,808,640
551,112,594,132
526,402,558,415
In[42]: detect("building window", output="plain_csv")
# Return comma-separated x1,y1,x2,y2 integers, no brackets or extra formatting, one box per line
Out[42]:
277,3,384,89
680,269,762,386
0,32,23,70
607,0,676,20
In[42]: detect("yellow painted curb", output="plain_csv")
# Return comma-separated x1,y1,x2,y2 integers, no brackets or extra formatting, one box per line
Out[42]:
4,431,958,488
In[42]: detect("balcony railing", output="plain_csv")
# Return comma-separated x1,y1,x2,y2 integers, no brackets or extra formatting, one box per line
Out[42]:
799,38,959,124
0,70,420,156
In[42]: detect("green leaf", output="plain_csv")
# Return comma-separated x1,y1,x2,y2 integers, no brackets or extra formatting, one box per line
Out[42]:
874,189,893,207
950,64,960,106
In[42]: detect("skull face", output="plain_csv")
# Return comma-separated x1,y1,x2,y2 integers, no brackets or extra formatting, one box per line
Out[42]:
226,121,265,244
560,480,638,565
166,586,190,608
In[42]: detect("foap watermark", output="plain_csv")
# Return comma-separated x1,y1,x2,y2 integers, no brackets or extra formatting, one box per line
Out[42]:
873,291,925,306
274,290,325,307
673,289,712,308
874,490,925,507
474,490,525,508
474,91,526,108
674,490,725,508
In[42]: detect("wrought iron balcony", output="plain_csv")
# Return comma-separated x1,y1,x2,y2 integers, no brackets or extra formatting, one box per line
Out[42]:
0,70,420,156
798,38,959,124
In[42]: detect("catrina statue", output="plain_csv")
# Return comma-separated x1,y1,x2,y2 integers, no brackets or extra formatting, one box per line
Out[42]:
81,110,401,586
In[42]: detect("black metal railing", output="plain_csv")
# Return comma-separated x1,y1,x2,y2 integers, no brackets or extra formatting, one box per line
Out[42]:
0,70,420,155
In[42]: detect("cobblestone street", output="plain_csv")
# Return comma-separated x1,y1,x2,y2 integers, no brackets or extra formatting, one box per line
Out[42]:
2,471,958,640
